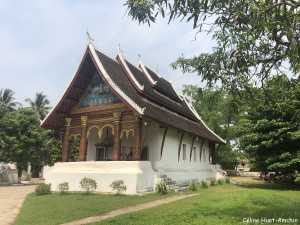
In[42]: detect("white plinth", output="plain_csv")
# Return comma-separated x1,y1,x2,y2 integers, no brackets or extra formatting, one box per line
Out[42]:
45,161,156,194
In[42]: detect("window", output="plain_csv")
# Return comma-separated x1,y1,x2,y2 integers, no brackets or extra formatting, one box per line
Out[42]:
183,144,186,160
203,149,206,162
193,147,197,162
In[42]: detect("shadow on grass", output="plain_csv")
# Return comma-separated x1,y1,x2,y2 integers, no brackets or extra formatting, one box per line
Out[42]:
237,182,300,191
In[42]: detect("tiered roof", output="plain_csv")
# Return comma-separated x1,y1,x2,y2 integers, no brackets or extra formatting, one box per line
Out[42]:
41,43,225,144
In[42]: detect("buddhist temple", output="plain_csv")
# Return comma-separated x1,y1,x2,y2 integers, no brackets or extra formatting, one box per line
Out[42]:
42,41,226,193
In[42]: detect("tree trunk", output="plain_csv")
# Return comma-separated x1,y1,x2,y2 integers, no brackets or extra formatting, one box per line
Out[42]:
17,167,23,184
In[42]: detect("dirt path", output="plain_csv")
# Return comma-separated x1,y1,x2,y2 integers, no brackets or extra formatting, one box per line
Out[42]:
0,184,37,225
61,194,199,225
0,179,43,225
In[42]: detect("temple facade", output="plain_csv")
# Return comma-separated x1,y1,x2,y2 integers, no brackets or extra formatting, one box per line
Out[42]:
42,42,226,193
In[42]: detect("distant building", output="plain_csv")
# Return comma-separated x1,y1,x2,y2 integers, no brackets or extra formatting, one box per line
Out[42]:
41,41,226,193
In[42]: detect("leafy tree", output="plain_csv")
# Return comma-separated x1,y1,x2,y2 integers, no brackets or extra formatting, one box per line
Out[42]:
25,92,51,121
0,108,47,183
43,130,62,166
237,77,300,172
0,88,21,111
126,0,300,91
183,85,241,169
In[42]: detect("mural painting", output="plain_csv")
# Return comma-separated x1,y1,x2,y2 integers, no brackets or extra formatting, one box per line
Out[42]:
78,73,121,108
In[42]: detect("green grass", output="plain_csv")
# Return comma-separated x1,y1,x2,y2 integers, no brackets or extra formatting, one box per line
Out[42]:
93,182,300,225
14,192,177,225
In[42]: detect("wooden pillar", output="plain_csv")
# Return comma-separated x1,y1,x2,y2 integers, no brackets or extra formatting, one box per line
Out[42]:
79,116,88,161
113,112,121,161
132,115,142,161
62,118,71,162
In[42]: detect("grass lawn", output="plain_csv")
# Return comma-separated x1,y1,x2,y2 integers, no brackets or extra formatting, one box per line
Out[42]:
14,192,177,225
93,180,300,225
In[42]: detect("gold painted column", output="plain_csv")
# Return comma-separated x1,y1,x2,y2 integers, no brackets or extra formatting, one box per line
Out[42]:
79,116,88,161
132,115,142,161
62,118,72,162
113,112,121,161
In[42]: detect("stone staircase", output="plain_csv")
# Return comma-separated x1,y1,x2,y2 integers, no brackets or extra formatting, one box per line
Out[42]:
155,174,187,193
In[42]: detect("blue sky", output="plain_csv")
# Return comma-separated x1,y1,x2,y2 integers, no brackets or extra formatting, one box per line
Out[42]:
0,0,214,107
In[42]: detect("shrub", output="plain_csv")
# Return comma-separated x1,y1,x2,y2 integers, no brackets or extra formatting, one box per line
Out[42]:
210,179,217,186
57,182,69,194
109,180,127,195
35,183,51,195
188,180,198,191
225,177,231,184
155,181,168,195
201,180,208,189
80,177,97,193
295,174,300,184
217,179,224,185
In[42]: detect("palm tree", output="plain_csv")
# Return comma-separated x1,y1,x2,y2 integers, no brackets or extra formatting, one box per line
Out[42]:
25,92,51,121
0,88,21,111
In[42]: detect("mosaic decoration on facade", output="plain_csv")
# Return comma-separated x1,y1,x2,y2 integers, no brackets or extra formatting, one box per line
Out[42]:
78,74,122,108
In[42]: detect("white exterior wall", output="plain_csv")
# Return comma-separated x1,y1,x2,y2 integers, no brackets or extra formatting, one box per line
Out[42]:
143,121,161,163
45,161,155,194
152,127,219,184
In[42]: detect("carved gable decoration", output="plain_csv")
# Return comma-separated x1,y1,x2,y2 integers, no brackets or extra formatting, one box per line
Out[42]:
78,73,121,108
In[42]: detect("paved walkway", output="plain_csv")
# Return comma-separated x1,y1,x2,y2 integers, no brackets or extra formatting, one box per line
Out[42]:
61,193,198,225
0,179,43,225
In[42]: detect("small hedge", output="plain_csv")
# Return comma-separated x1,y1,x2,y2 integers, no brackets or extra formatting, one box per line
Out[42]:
80,177,97,193
110,180,127,195
57,182,69,194
35,183,51,195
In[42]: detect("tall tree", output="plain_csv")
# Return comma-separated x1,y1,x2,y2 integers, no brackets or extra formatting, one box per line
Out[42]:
237,77,300,172
25,92,51,121
0,88,21,111
0,108,47,183
126,0,300,92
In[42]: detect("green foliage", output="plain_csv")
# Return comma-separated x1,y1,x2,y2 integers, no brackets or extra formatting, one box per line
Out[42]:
0,88,21,111
210,179,217,186
43,130,62,166
217,179,224,185
57,182,69,194
0,108,47,182
201,180,208,189
237,77,300,172
35,183,51,195
25,92,51,121
80,177,97,193
188,180,198,191
294,174,300,184
155,181,168,195
109,180,127,195
225,177,231,184
126,0,300,92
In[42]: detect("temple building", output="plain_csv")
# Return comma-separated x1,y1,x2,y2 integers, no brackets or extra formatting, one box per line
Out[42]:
42,41,226,193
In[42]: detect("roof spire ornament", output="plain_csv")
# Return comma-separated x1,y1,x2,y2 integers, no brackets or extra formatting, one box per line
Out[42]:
86,30,94,45
156,64,159,74
118,43,122,55
138,52,141,63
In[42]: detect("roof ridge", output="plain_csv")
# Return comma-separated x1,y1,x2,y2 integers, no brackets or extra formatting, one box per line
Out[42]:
90,44,146,115
139,61,157,86
117,54,145,91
